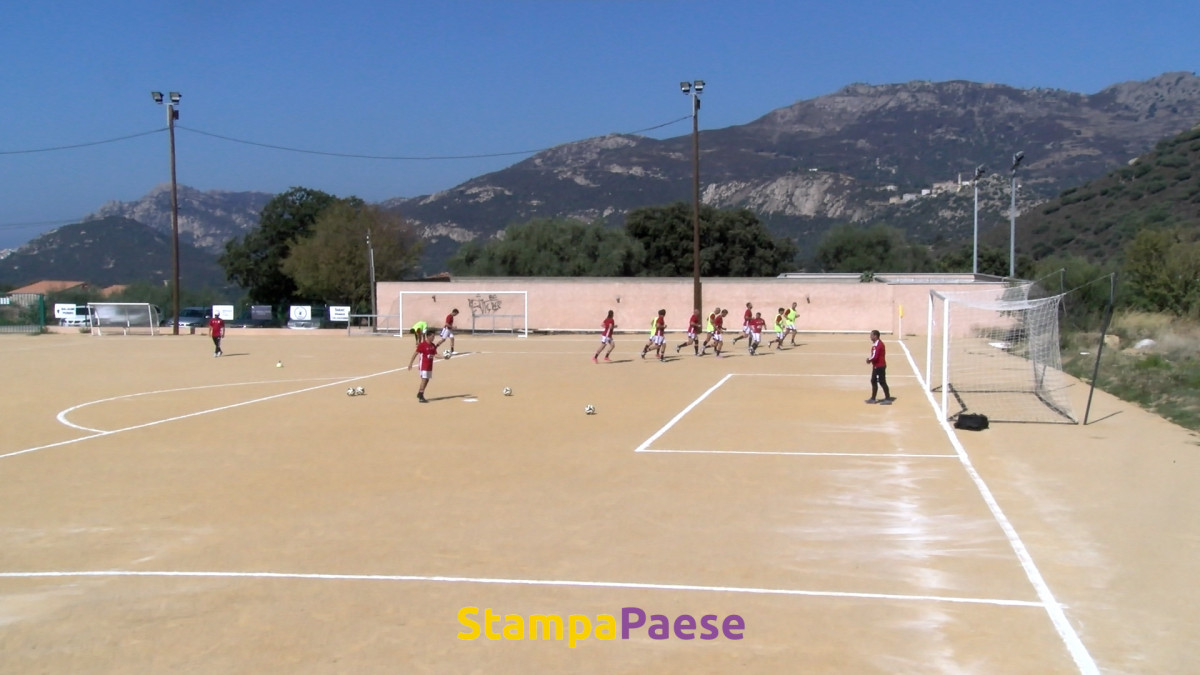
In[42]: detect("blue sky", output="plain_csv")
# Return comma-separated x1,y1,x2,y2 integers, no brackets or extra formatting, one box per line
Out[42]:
1,0,1196,249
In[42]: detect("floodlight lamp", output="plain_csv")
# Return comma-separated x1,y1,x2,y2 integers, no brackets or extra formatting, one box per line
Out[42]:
680,82,692,94
694,80,704,93
169,92,181,104
1012,151,1024,170
151,91,164,104
975,165,986,180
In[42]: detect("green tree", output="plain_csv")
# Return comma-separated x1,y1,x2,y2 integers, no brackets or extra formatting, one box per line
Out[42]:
1031,255,1116,331
219,187,339,305
447,218,645,276
1123,226,1200,316
282,202,423,311
935,243,1015,277
813,223,935,273
624,202,797,276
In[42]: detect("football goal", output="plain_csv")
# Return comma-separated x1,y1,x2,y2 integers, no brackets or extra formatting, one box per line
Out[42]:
87,302,161,336
926,284,1076,424
350,290,529,336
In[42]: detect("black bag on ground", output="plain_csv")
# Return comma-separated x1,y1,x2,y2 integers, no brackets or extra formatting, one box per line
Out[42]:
954,413,989,431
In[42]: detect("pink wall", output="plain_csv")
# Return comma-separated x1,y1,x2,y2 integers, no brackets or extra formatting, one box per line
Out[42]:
378,276,1008,337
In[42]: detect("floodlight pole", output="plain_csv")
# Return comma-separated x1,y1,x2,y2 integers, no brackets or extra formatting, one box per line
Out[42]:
152,91,182,335
682,80,705,312
1009,151,1023,279
972,165,985,275
366,228,377,329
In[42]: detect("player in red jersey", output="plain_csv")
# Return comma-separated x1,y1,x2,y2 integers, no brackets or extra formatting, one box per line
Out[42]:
207,312,225,357
731,302,753,344
407,330,438,402
748,311,767,355
593,310,617,362
640,309,667,361
866,329,893,404
434,308,459,358
676,308,702,355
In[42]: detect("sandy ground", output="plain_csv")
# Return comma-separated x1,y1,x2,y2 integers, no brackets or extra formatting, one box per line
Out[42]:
0,331,1197,674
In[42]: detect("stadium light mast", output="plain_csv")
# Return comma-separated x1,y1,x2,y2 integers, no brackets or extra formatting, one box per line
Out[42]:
366,228,377,330
1009,151,1024,278
151,91,182,335
972,164,986,275
681,80,705,312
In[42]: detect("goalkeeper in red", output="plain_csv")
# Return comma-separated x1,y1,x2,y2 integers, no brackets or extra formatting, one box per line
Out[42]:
866,329,893,405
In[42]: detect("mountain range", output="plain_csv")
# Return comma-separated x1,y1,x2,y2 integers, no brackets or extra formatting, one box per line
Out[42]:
2,71,1198,288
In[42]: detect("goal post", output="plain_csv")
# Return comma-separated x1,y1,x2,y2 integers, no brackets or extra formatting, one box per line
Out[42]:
926,284,1076,424
87,302,161,336
387,290,528,337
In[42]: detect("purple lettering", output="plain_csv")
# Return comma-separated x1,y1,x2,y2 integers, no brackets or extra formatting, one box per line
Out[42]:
621,607,645,639
699,614,719,640
722,614,745,640
648,614,670,640
673,614,696,640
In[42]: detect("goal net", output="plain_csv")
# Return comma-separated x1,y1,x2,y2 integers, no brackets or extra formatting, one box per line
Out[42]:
350,290,529,336
926,284,1076,424
87,302,161,336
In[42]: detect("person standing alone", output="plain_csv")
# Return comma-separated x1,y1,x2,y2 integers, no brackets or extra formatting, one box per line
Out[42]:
208,311,225,357
408,330,438,402
593,309,617,362
866,329,893,404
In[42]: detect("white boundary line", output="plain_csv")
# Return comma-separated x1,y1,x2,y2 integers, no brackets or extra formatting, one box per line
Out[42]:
56,378,351,433
896,340,1098,674
0,367,407,461
640,449,957,458
0,570,1045,609
634,374,733,453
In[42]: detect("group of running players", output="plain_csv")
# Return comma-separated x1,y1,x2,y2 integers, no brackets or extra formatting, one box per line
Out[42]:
593,301,802,362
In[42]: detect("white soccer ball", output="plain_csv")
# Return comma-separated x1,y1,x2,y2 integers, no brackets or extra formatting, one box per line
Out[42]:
502,387,512,396
346,388,355,396
355,386,365,396
584,404,596,415
444,349,452,359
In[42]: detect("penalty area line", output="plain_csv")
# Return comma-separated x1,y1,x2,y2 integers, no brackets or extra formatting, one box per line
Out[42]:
0,569,1047,609
1,367,407,462
640,449,958,458
634,374,733,453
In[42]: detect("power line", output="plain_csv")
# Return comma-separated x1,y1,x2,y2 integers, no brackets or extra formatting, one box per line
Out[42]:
178,126,544,160
178,115,691,160
1,116,692,159
0,129,165,155
0,218,83,231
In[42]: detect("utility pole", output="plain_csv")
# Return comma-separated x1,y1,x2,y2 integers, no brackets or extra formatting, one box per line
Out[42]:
1009,151,1024,278
681,80,705,312
152,91,182,334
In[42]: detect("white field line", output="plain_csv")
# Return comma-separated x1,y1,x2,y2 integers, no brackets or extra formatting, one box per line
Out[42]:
56,378,352,432
640,449,957,458
0,570,1045,609
1,368,408,461
896,339,1098,675
634,374,733,453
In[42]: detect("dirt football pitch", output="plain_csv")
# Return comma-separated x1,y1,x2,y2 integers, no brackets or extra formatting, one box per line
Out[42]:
2,330,1198,673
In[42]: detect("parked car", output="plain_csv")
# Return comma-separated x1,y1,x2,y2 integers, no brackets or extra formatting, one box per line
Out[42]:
160,307,210,328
